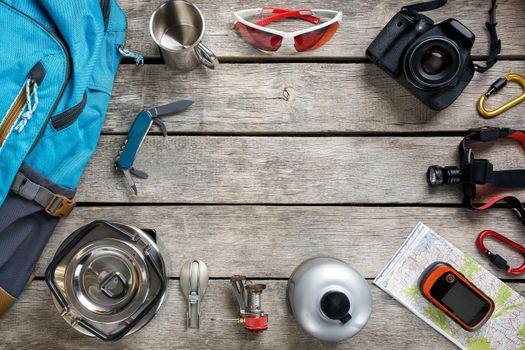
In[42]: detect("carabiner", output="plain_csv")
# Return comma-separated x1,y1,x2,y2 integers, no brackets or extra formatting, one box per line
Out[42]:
477,73,525,118
476,230,525,275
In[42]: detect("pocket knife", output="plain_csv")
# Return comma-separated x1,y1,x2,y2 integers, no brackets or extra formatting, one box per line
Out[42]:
115,100,194,195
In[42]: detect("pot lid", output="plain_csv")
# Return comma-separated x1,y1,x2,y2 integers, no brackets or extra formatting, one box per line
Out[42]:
46,221,167,341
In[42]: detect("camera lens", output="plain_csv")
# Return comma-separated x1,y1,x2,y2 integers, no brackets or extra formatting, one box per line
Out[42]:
404,37,461,89
421,49,445,75
427,165,462,186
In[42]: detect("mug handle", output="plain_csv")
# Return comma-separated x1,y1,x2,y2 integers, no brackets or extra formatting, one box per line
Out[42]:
195,42,219,69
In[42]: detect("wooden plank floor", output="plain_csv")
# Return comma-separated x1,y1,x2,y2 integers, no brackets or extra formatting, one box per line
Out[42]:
3,0,525,349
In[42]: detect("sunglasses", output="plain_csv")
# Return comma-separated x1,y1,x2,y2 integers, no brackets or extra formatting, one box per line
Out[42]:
233,8,343,52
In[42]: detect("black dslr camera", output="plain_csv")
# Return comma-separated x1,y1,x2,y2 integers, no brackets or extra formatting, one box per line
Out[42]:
366,0,500,111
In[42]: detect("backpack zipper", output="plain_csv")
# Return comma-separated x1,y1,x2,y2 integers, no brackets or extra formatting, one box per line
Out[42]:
0,1,72,154
100,0,110,31
0,62,46,148
51,93,87,130
0,85,27,148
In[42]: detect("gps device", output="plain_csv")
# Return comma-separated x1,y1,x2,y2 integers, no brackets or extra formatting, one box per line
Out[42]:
418,262,494,331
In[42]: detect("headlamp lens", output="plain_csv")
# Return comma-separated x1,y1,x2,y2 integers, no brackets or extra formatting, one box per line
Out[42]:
427,166,444,186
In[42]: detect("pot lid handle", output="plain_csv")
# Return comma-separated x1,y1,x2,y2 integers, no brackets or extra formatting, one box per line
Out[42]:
100,272,128,299
320,291,352,324
76,252,167,341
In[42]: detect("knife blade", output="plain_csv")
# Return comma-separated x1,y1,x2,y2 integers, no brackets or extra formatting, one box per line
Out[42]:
149,100,194,118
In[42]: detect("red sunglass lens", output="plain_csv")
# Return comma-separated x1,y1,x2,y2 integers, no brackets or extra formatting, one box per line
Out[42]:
235,22,283,52
294,22,339,52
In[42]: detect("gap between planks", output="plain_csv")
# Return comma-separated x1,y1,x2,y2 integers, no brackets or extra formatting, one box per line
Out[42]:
34,206,525,280
120,55,525,65
104,60,525,134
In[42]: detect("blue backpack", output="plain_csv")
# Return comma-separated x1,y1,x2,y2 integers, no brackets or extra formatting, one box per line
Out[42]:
0,0,133,314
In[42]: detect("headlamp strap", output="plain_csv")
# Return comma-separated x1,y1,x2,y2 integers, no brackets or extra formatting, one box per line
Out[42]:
463,127,525,225
470,160,525,188
491,170,525,189
465,127,514,144
470,196,525,226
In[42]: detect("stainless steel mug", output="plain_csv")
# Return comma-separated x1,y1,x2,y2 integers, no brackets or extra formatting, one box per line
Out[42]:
150,0,218,71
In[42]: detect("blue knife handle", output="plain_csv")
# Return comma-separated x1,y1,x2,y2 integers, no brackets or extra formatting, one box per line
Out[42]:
116,111,153,170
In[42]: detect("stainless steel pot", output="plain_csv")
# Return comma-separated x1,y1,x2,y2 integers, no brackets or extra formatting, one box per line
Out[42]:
287,257,372,343
45,221,167,341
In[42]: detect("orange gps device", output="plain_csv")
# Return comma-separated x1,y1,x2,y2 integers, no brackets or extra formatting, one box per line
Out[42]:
418,262,494,331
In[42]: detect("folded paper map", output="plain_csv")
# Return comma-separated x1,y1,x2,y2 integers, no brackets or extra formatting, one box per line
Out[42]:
374,222,525,350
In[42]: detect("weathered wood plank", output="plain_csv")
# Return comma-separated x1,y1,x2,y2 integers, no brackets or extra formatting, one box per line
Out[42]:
120,0,525,59
78,135,525,204
106,61,525,134
33,206,525,280
11,280,522,349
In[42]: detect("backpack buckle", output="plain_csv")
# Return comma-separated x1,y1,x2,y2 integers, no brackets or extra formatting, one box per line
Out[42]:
45,194,76,217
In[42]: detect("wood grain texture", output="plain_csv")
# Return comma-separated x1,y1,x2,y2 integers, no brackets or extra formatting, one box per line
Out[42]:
78,135,525,204
33,206,525,280
10,280,525,349
106,61,525,134
6,1,525,348
120,0,525,59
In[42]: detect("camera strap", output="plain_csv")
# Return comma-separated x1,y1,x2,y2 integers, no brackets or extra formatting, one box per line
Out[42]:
402,0,501,73
460,127,525,225
473,0,501,73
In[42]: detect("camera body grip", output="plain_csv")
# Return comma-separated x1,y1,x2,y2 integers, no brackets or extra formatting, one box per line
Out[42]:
366,10,476,110
366,12,431,77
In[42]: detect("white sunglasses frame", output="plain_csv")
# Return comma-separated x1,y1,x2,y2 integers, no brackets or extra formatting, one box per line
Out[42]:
233,8,343,51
